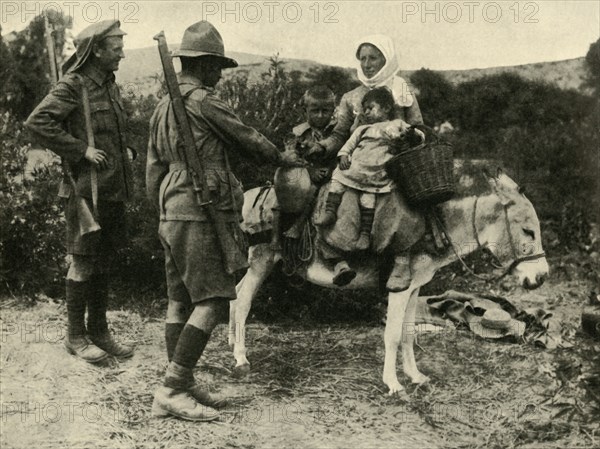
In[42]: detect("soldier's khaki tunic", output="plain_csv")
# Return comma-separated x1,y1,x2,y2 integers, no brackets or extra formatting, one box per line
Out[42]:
25,63,133,256
146,74,281,303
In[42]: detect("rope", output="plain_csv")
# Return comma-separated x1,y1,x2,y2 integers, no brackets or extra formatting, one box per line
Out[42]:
434,197,545,282
433,198,513,282
281,220,314,277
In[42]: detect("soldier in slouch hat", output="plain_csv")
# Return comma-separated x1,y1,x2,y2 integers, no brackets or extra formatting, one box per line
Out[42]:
26,20,134,363
147,21,303,421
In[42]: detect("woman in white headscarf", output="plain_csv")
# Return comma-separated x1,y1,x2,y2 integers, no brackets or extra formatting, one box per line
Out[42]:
311,34,424,287
309,34,423,159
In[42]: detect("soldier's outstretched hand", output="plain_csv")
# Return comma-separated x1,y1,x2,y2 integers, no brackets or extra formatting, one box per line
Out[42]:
279,148,307,167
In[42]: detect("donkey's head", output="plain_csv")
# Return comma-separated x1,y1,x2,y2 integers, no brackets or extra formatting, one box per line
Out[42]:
480,168,549,289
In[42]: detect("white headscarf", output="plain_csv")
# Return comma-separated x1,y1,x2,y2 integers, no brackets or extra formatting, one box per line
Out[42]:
355,34,414,107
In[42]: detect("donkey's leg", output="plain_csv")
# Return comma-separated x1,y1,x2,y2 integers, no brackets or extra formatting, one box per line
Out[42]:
401,287,430,384
228,275,247,346
230,244,277,376
383,289,413,395
401,265,436,384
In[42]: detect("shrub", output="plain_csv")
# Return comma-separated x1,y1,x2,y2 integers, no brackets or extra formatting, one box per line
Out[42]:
410,68,455,126
218,56,305,188
112,92,165,298
0,113,66,296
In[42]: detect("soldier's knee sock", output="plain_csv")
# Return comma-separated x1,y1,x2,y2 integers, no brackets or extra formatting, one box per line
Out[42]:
171,324,211,370
87,273,109,336
163,361,195,390
66,280,89,338
165,322,186,362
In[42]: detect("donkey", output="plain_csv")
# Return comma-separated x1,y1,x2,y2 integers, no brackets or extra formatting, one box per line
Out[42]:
228,169,549,394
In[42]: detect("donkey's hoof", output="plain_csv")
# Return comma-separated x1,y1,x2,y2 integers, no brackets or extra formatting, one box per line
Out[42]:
410,373,430,385
232,364,251,378
385,380,405,396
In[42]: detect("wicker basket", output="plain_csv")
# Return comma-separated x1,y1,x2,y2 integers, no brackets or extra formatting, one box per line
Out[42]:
385,140,455,206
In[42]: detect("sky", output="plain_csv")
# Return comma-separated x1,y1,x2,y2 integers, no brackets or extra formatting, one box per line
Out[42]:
2,1,599,70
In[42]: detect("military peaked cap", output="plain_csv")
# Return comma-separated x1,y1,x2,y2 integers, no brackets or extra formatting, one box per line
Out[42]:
62,20,126,74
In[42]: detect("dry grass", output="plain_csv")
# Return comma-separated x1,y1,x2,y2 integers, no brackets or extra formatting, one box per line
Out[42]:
1,278,598,448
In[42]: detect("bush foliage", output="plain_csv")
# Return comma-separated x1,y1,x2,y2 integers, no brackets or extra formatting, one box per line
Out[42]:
0,114,66,295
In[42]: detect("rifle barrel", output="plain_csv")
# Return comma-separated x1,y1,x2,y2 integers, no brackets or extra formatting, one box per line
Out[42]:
153,31,248,274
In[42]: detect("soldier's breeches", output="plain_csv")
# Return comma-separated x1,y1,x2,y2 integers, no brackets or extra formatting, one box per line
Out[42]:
158,221,238,304
65,197,126,257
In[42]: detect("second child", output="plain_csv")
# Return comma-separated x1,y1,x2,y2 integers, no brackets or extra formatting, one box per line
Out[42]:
321,86,423,291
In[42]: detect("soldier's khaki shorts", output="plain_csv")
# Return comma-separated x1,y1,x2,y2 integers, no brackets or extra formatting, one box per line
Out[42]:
158,221,238,304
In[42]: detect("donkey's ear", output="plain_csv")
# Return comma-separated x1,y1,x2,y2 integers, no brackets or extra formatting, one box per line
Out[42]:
496,167,504,178
482,168,494,180
482,168,498,189
518,185,526,195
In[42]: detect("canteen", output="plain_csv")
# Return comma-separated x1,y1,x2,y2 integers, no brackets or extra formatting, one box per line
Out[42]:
273,167,312,214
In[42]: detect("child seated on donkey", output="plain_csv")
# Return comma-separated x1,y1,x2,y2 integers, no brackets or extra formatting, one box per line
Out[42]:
275,86,338,242
288,85,338,185
320,86,424,291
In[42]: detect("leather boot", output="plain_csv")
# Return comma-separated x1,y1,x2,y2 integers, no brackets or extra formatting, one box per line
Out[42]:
89,333,134,359
386,254,413,292
152,362,220,421
188,386,230,409
318,192,342,227
332,260,356,287
151,387,220,422
64,280,108,363
88,274,134,359
355,206,375,251
162,360,230,409
164,362,230,409
65,335,109,363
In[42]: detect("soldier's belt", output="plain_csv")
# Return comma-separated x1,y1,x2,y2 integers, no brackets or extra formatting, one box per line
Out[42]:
169,161,231,172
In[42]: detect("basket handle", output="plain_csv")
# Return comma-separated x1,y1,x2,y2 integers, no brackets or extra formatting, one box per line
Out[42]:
408,124,446,145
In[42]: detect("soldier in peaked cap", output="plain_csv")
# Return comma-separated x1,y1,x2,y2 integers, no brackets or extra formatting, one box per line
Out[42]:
147,21,304,421
26,20,134,363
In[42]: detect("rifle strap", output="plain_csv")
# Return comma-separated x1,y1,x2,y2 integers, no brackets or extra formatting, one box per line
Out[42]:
80,81,99,219
70,73,99,216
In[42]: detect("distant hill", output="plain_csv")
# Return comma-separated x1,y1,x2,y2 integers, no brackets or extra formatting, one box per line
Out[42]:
117,44,324,87
117,45,589,97
436,57,589,92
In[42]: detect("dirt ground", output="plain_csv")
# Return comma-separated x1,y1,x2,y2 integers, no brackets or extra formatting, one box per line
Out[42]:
1,276,598,449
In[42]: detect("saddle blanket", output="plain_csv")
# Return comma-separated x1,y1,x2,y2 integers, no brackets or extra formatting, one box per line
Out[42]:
240,186,277,235
313,184,425,254
240,184,426,255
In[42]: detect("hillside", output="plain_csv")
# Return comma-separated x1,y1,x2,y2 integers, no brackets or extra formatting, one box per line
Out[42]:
436,57,588,92
117,45,589,96
117,44,324,90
